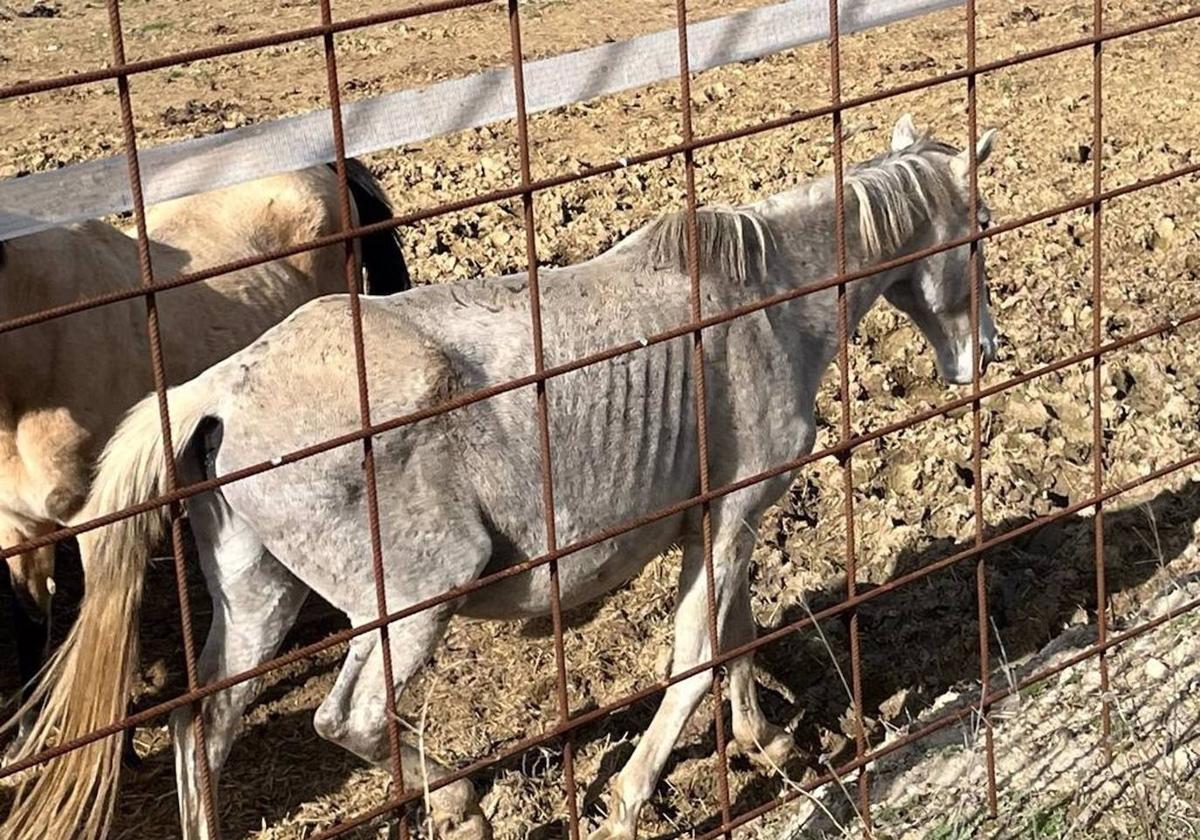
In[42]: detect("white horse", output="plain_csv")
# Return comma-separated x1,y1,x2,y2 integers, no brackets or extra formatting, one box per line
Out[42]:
0,161,408,758
3,115,997,840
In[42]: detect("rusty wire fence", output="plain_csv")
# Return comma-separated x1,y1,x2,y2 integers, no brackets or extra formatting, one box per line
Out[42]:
3,0,1200,838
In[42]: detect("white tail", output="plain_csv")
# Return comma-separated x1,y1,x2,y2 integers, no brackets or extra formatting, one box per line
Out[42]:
2,375,220,840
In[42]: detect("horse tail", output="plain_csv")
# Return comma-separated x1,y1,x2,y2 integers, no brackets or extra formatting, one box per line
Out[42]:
1,374,221,840
342,158,411,295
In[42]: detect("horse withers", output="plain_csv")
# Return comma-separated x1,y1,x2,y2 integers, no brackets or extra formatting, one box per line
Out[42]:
5,115,997,840
0,160,410,762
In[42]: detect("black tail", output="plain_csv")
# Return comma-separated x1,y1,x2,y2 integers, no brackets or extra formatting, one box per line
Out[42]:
338,159,411,295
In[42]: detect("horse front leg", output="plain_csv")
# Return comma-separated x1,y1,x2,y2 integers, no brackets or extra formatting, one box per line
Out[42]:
591,528,748,840
727,572,793,769
2,525,54,763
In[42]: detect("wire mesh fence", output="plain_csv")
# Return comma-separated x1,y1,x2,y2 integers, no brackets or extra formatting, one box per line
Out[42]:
2,1,1199,838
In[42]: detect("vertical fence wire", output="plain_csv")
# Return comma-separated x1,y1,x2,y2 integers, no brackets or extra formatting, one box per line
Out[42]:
503,2,584,837
825,0,873,830
315,3,410,832
673,0,735,834
1090,0,1113,761
102,0,222,836
964,0,999,818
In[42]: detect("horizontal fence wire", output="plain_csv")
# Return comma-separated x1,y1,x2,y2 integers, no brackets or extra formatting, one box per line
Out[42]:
3,5,1200,338
4,153,1200,567
2,1,1199,838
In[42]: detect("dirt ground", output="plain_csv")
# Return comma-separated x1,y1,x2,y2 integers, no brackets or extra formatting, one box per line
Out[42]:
3,0,1200,838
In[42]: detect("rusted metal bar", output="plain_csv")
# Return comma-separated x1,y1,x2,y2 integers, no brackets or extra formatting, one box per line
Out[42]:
315,2,409,832
1090,0,1113,764
674,0,735,834
504,1,583,836
825,0,872,830
964,0,998,818
100,1,222,837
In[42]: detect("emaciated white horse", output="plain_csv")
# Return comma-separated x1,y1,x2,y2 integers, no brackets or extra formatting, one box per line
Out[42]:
4,116,997,840
0,160,408,757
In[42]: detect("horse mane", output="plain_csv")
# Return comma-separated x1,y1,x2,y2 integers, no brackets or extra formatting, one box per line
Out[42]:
840,136,959,258
641,206,774,285
637,135,961,282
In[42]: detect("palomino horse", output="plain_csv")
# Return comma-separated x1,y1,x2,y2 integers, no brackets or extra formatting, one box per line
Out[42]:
0,160,409,757
4,116,997,840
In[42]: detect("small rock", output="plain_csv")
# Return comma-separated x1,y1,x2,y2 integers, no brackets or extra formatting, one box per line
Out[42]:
1144,657,1169,681
1149,215,1176,250
879,688,911,721
1008,5,1042,23
1074,144,1092,163
704,83,730,101
17,0,59,17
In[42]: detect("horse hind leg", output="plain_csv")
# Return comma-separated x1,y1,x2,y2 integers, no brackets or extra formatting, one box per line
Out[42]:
2,524,55,763
170,490,310,840
306,485,494,839
314,605,490,840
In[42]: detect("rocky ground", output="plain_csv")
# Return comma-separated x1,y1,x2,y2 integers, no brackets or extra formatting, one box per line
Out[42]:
3,0,1200,838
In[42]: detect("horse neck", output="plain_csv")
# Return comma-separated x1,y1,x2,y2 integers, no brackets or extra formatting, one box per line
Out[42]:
753,182,931,398
759,186,922,350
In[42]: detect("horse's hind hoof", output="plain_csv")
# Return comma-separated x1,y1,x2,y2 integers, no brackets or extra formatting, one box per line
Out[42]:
587,819,636,840
437,813,492,840
745,727,795,770
430,778,491,840
730,721,795,771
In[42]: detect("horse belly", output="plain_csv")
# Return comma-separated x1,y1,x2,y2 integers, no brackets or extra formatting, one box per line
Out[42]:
457,512,684,619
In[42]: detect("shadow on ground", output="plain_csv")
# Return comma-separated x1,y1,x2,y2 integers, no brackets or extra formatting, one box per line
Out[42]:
1,481,1196,838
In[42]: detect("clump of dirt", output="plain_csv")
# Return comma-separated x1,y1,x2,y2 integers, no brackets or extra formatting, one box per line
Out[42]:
764,543,1200,840
160,98,253,134
14,1,59,19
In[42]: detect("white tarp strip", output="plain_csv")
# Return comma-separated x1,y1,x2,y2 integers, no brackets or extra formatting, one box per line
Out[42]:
0,0,961,240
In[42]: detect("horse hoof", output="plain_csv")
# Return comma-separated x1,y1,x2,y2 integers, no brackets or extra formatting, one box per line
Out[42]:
587,819,636,840
121,730,143,769
437,813,492,840
431,779,491,840
735,723,794,770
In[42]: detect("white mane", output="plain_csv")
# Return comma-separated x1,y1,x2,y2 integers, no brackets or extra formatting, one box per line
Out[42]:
638,136,961,282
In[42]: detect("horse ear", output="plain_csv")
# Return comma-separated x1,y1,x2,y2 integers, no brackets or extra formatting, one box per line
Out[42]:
891,113,920,152
950,128,999,180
